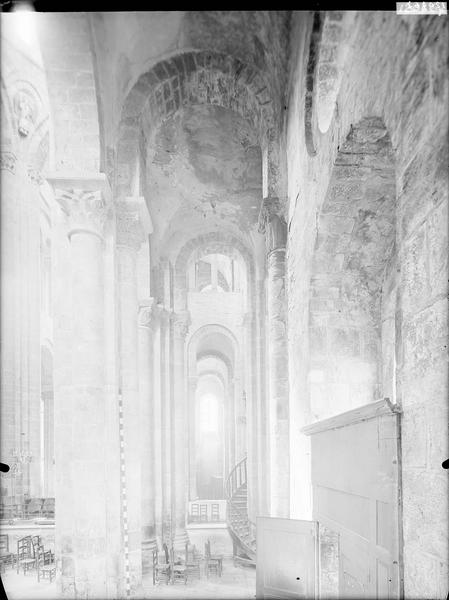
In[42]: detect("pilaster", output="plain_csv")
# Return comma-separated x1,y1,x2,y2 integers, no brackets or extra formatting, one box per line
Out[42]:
115,196,151,594
171,311,191,549
258,195,290,518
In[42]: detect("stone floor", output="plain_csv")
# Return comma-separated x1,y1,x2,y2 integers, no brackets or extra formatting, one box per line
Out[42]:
1,525,255,600
1,569,58,600
1,559,255,600
142,559,256,599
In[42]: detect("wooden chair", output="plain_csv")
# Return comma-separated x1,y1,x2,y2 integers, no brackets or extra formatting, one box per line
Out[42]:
0,534,15,572
185,542,201,579
42,498,55,519
211,503,220,521
152,543,170,585
190,503,200,522
204,539,223,578
0,497,17,520
169,546,187,585
36,544,56,583
17,536,36,575
25,498,43,519
199,504,208,522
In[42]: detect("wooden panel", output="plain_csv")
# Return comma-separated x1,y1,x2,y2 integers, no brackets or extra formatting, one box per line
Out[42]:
256,517,318,599
309,414,397,501
376,500,393,550
302,399,401,599
314,486,371,540
339,535,370,598
377,558,392,598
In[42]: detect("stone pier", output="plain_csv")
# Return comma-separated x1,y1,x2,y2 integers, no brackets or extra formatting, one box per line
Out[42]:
116,196,152,593
50,174,122,599
259,196,290,518
188,375,198,500
172,311,191,549
138,298,157,562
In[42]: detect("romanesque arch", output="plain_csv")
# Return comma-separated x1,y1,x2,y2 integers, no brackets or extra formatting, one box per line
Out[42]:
114,49,282,202
171,231,256,312
188,323,238,370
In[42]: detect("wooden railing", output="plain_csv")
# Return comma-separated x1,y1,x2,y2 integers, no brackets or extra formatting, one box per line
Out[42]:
225,456,256,563
225,455,247,500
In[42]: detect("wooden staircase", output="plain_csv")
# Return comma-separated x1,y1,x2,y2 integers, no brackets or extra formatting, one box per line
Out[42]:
226,456,256,566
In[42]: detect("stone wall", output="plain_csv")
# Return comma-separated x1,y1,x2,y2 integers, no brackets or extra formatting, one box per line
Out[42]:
309,118,396,420
36,13,101,174
188,291,245,336
89,11,290,155
286,11,448,598
1,14,51,500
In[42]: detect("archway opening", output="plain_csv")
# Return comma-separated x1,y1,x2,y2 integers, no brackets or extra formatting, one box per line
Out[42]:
195,383,225,500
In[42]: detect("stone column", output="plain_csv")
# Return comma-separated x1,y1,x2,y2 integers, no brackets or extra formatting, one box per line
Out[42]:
115,196,151,594
150,304,164,548
24,169,42,500
256,277,269,516
243,311,257,523
227,379,236,472
172,311,191,549
223,384,230,489
138,298,157,572
51,175,122,598
234,376,247,462
258,196,290,518
159,308,172,544
231,376,242,461
188,375,198,500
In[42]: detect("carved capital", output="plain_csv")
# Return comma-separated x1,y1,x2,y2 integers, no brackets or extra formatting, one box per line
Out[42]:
258,196,287,252
116,196,151,250
47,173,112,240
27,166,43,187
14,90,37,138
55,188,108,239
172,311,191,340
138,298,155,328
0,151,17,174
258,196,280,234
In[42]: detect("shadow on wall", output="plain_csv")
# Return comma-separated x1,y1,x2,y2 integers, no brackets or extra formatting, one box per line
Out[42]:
309,117,396,421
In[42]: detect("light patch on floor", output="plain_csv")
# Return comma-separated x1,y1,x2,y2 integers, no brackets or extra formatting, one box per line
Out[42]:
1,559,255,600
1,570,58,600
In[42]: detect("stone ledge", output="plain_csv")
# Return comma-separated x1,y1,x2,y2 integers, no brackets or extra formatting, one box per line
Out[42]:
301,397,401,436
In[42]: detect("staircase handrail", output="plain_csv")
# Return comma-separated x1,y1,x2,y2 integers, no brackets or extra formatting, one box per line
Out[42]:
226,455,256,562
225,455,247,500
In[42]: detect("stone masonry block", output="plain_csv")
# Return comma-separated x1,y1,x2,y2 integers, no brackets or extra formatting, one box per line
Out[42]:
426,200,448,299
402,226,427,314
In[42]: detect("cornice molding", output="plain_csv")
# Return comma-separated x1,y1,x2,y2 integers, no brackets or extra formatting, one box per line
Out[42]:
301,398,401,436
